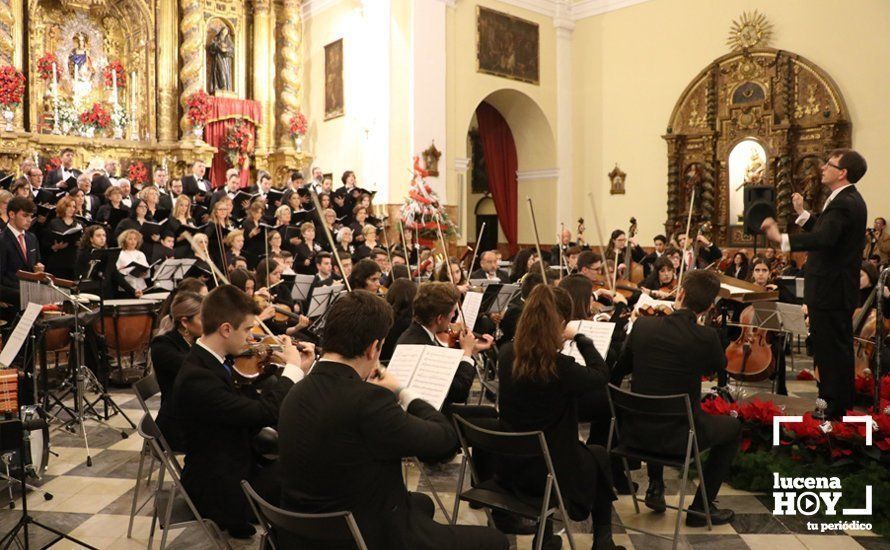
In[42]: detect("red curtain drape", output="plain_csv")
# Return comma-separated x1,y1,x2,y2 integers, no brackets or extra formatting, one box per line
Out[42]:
475,102,518,255
203,97,263,189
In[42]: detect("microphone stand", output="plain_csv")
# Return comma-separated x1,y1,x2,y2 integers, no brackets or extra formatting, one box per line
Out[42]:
875,266,889,412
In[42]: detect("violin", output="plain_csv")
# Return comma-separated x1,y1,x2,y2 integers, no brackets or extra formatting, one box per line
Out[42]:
852,287,890,378
254,292,301,323
637,304,674,317
724,304,774,381
231,335,300,386
658,278,678,295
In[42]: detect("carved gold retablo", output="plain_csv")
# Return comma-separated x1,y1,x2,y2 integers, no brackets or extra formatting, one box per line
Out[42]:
59,0,107,11
727,10,772,51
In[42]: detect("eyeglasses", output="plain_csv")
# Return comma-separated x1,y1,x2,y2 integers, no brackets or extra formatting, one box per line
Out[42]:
824,161,842,170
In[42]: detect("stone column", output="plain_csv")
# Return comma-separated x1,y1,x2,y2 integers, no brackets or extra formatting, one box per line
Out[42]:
277,0,302,148
252,0,272,156
158,0,179,143
554,0,574,234
179,0,203,138
0,0,14,66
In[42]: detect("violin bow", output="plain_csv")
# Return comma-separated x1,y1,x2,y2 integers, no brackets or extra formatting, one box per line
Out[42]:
677,187,697,288
309,188,352,291
585,192,614,291
435,212,469,333
525,197,548,282
398,218,413,282
379,209,394,271
558,222,566,278
468,221,486,280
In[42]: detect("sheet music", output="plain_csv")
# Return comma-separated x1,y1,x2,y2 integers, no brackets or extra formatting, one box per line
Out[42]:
721,283,755,295
307,284,344,317
561,320,615,366
634,292,675,311
0,303,43,368
385,344,464,410
460,291,484,332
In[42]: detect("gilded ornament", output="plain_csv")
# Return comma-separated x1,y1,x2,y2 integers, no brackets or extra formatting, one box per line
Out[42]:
727,11,772,51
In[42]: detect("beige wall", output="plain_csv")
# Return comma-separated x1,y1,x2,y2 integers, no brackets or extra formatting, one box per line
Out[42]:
573,0,890,244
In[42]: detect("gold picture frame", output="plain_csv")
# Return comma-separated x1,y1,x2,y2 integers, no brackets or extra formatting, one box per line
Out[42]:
476,6,539,85
324,39,344,120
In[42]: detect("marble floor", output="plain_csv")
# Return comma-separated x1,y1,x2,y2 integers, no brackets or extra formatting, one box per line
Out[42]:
1,355,887,549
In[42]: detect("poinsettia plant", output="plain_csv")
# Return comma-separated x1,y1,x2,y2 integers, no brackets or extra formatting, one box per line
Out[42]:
127,161,149,188
400,156,458,242
186,90,212,127
79,102,111,129
288,111,308,138
0,65,26,108
102,60,127,89
37,53,59,82
223,119,254,167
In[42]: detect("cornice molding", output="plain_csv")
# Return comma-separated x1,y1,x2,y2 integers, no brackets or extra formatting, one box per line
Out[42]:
454,157,471,172
517,168,559,181
571,0,652,19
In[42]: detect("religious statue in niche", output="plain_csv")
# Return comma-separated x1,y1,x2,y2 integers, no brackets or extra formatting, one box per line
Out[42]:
683,163,703,196
208,26,234,94
608,164,626,195
742,148,765,185
422,142,441,177
68,32,94,103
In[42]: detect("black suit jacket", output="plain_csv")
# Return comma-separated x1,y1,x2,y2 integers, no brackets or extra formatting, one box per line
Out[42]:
44,167,81,189
469,268,510,284
614,309,726,454
790,185,867,311
278,361,458,550
149,330,191,451
181,174,213,197
0,228,41,289
395,321,476,405
172,344,294,527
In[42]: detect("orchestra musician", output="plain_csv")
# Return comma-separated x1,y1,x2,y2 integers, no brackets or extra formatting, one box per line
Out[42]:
676,232,722,270
723,251,750,280
761,148,868,419
0,197,44,308
639,256,677,300
749,257,789,395
380,277,417,361
172,285,314,539
470,250,510,283
348,258,383,293
606,229,645,278
614,270,740,526
640,234,667,277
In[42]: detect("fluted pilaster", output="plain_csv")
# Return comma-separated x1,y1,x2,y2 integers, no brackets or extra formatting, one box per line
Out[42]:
179,0,203,136
278,0,302,145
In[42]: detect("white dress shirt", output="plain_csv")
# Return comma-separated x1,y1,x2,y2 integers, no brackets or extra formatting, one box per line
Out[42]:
780,184,853,252
195,337,305,383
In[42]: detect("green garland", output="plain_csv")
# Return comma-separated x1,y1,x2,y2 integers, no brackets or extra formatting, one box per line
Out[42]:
728,449,890,537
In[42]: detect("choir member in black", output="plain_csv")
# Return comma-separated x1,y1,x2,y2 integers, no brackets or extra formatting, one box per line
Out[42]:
606,228,645,279
96,185,129,227
639,256,678,300
350,205,371,245
68,188,89,221
266,229,285,259
204,198,232,275
210,168,242,208
181,160,212,202
75,225,141,299
12,180,31,200
497,285,622,550
43,195,80,280
319,207,340,249
165,194,193,258
149,290,203,451
149,230,176,266
224,229,245,271
185,233,215,288
335,225,355,258
509,248,538,283
470,250,510,283
348,258,383,294
114,198,149,240
116,229,151,295
277,290,508,550
1,198,44,310
43,147,80,189
76,174,101,220
294,222,322,275
724,251,749,280
172,285,314,538
614,270,739,526
381,278,416,362
640,234,667,277
0,190,11,231
139,186,162,221
240,201,266,267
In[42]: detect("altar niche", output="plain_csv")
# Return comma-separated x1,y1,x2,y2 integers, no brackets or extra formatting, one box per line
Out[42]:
664,48,850,247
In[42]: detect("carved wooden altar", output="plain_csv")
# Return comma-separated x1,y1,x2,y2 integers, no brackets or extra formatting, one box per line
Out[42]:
663,47,850,246
0,0,311,185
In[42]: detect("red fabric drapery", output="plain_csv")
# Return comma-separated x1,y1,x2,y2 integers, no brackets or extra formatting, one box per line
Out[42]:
475,102,518,255
203,97,263,189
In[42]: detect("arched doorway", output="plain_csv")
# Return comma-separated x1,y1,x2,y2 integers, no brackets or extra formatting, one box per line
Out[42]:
464,89,556,254
664,48,850,246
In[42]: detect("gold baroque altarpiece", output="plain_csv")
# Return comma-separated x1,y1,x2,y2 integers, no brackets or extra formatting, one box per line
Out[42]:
0,0,310,183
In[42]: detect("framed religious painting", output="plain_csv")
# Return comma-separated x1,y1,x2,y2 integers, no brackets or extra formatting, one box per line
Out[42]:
476,7,539,85
324,39,344,120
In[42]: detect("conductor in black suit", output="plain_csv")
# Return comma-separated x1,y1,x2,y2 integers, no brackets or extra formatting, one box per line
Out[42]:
762,148,868,419
614,270,740,527
171,285,315,539
0,197,45,306
278,290,508,550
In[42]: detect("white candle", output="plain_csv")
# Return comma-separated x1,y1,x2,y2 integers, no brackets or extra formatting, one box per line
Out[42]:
51,62,58,90
74,63,79,82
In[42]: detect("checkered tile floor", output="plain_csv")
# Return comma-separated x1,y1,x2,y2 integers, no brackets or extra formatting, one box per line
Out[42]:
1,353,887,549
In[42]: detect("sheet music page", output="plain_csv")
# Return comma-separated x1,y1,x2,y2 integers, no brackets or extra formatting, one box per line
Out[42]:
634,292,676,311
385,344,427,386
460,291,484,332
408,346,464,411
291,274,316,302
561,320,615,366
721,283,755,295
0,303,43,368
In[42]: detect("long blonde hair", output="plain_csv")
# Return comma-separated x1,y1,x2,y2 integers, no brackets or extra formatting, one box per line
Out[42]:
513,285,564,381
157,291,203,335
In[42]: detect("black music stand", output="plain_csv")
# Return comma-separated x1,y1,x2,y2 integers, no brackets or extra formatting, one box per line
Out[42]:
306,284,345,336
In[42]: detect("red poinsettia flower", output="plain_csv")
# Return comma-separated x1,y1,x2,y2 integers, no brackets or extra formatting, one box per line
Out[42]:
37,53,59,82
288,112,308,137
0,65,26,107
127,161,148,187
785,412,827,444
186,90,213,126
79,103,112,129
738,398,783,425
701,396,738,416
102,60,127,89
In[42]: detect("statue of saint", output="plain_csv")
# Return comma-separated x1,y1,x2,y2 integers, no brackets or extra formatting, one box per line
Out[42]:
68,33,93,105
743,148,765,185
208,27,234,94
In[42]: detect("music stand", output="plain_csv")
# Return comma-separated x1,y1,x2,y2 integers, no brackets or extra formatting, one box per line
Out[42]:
307,284,345,319
150,258,196,291
290,274,315,304
487,284,520,314
751,301,808,338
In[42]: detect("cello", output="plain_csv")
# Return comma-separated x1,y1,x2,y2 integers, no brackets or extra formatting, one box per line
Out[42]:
725,302,774,382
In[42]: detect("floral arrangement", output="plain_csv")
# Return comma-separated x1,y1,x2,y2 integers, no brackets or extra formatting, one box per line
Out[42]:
127,161,149,188
223,119,254,167
79,102,111,130
37,53,59,82
44,156,61,174
111,102,129,129
0,65,27,108
288,111,308,137
400,156,458,242
185,90,212,127
102,60,127,89
56,99,79,133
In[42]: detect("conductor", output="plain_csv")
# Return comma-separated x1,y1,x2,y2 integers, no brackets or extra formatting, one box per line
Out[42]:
761,148,868,419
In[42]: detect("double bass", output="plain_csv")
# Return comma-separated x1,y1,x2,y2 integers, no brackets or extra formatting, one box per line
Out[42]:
621,218,645,284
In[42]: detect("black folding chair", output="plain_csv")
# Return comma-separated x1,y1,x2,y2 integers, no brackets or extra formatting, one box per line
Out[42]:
606,384,712,550
240,480,368,550
451,415,576,550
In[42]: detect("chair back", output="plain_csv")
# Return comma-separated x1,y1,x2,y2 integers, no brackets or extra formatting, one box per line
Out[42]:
606,384,696,454
452,414,545,458
137,411,183,475
240,480,367,550
133,373,161,413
